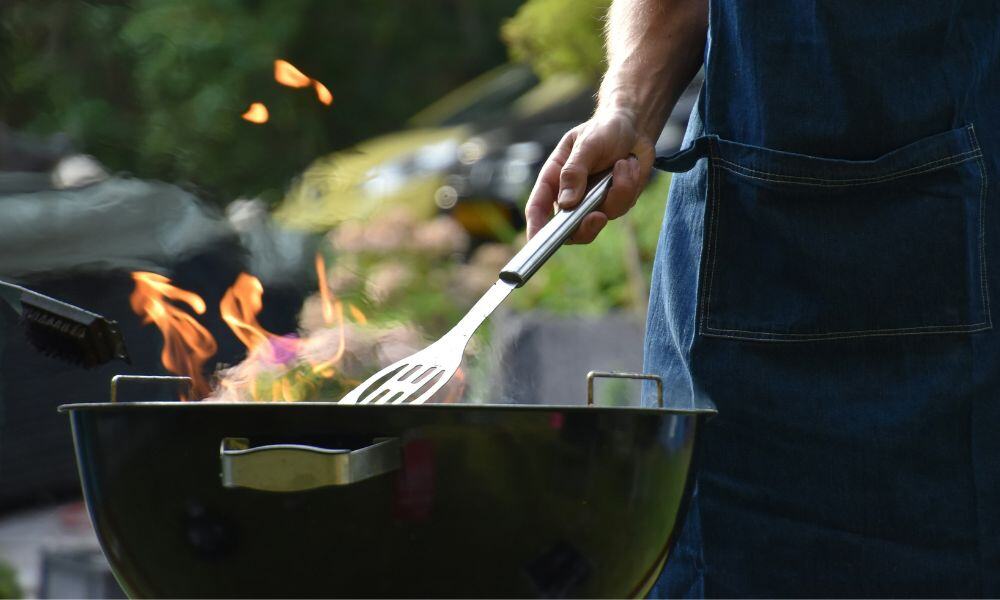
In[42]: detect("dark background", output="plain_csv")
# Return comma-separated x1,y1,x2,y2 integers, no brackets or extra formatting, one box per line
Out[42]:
0,0,524,204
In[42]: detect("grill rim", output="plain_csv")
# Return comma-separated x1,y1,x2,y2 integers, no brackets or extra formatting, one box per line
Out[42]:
59,400,715,415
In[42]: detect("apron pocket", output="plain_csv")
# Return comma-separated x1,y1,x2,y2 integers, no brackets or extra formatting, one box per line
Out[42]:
699,124,990,342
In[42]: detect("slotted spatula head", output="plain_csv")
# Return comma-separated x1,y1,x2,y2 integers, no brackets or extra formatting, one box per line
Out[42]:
337,337,463,405
338,279,517,405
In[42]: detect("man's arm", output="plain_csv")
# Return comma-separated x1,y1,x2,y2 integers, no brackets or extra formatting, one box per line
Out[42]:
525,0,707,243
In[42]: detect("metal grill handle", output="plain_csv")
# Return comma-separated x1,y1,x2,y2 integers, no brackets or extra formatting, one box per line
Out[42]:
586,371,663,408
220,437,401,492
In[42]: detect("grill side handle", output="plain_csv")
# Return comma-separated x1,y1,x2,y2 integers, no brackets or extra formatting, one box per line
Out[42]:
499,171,613,286
586,371,663,408
220,437,400,492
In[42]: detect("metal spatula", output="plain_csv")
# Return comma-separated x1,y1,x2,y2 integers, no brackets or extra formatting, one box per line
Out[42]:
338,171,613,405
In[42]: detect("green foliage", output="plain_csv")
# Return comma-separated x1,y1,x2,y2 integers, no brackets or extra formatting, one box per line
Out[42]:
0,559,21,600
0,0,521,203
313,175,671,335
502,0,610,82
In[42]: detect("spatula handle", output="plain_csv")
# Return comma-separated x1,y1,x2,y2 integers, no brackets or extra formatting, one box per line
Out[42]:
499,171,613,286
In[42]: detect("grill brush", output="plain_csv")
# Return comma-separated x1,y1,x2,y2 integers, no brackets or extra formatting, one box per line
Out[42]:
0,279,130,368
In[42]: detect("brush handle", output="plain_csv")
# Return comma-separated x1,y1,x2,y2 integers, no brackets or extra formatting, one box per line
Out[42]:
0,280,27,314
499,170,613,286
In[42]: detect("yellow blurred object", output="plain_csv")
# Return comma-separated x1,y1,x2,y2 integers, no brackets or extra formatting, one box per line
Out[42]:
274,127,468,231
450,201,516,240
275,63,546,233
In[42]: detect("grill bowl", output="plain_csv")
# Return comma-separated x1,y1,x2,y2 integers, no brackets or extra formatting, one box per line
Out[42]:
61,401,709,598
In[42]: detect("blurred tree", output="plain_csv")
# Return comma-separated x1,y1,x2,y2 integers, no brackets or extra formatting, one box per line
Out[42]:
0,558,20,599
502,0,609,82
0,0,521,203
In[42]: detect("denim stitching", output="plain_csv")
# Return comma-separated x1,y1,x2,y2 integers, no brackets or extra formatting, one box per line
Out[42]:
702,322,992,343
702,124,991,342
715,151,981,188
969,124,992,328
715,146,978,184
698,145,721,334
705,152,720,328
713,127,979,184
706,321,990,337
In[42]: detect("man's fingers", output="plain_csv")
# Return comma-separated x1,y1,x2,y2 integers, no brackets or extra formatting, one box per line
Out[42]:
601,156,640,220
568,211,608,245
525,130,578,239
525,164,558,239
525,196,553,240
558,137,605,210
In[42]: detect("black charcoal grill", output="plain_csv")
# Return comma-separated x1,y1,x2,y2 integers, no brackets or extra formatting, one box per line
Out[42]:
60,372,713,598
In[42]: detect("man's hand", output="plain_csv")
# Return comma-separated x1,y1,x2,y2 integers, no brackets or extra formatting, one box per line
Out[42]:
523,0,707,245
525,110,655,244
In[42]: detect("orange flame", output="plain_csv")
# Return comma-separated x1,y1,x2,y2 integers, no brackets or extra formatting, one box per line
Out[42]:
313,80,333,106
315,254,337,326
219,273,279,354
242,102,269,124
310,254,347,374
274,59,311,88
201,250,487,405
130,272,217,400
212,259,353,402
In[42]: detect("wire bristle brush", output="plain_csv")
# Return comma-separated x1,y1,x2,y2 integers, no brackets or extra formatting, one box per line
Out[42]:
1,279,130,368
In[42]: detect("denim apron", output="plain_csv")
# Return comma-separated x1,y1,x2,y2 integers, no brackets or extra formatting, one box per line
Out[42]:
644,1,1000,596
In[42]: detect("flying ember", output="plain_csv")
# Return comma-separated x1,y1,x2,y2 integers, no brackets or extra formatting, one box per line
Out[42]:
241,102,269,124
313,81,333,106
274,59,311,88
274,58,333,106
